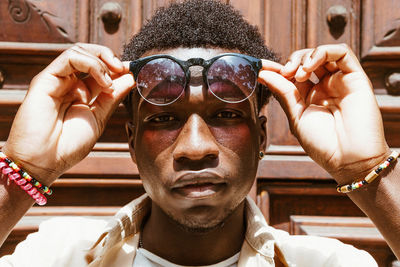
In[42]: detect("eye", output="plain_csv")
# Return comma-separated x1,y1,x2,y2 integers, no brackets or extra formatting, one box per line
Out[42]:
216,110,241,119
150,114,176,123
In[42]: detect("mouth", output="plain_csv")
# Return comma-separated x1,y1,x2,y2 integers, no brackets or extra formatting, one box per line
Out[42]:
171,172,227,199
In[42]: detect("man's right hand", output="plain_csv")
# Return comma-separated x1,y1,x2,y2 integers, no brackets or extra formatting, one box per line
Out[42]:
2,43,135,186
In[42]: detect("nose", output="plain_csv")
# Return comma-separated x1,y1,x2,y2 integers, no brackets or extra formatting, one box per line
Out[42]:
172,114,219,163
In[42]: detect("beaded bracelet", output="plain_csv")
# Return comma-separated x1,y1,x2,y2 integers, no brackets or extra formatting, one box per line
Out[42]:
0,152,52,195
337,151,399,193
0,152,50,205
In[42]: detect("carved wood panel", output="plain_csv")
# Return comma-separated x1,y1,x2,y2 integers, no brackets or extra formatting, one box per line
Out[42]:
0,0,89,92
0,43,70,91
306,0,360,55
0,0,89,43
264,0,360,62
263,0,303,61
361,0,400,104
91,0,142,57
361,0,400,61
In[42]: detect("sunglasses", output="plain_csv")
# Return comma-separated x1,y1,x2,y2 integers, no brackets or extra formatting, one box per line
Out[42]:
129,53,263,106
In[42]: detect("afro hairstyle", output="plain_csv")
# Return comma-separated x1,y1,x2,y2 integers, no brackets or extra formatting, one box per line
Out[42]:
121,0,278,116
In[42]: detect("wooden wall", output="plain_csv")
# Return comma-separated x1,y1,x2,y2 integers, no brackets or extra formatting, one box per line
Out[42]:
0,0,399,265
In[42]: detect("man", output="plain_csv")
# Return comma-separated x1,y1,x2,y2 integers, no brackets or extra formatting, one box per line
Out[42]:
0,0,399,266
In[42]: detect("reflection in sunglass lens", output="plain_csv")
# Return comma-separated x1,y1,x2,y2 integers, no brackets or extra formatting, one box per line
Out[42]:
137,58,185,105
207,56,257,103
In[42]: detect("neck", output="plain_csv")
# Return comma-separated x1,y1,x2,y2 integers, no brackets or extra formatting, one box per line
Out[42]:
141,200,246,266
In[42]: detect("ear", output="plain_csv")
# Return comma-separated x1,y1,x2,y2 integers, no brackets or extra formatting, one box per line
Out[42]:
125,121,137,164
258,115,267,153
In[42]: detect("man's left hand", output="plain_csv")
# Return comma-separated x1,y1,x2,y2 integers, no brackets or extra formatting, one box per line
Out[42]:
258,44,390,184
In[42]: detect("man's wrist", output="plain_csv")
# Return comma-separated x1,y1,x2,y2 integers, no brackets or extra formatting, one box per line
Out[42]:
1,145,59,187
329,148,393,187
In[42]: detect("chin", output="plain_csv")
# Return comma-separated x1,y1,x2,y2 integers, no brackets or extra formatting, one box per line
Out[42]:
177,218,226,234
165,202,238,234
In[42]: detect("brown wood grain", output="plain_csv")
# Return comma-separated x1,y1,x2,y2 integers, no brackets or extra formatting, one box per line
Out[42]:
306,0,360,55
91,0,141,56
0,0,89,43
258,180,365,231
361,0,400,60
47,179,144,206
0,1,400,261
229,0,264,30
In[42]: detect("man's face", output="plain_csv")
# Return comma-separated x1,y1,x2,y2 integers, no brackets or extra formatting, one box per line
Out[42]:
127,47,265,231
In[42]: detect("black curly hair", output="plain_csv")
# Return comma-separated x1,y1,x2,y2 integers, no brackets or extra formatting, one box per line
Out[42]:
122,0,278,116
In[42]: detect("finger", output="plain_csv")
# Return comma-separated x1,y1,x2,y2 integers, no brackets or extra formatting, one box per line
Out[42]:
71,46,111,75
86,63,133,104
261,59,283,72
110,61,131,79
75,43,124,73
63,80,92,105
303,83,331,106
83,76,113,105
296,66,327,85
68,48,114,89
302,44,363,74
258,70,305,129
313,65,328,81
324,61,338,73
43,48,114,97
294,66,312,82
293,79,314,102
294,50,317,82
91,73,135,127
296,50,314,81
281,49,312,77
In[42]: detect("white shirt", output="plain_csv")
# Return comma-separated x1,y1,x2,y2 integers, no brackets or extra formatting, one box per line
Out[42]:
1,194,378,267
133,248,239,267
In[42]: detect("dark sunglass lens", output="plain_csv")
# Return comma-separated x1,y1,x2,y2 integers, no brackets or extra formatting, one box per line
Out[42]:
137,58,185,105
207,56,257,103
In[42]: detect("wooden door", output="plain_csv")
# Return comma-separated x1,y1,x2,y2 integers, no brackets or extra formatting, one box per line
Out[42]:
1,1,399,263
1,0,399,219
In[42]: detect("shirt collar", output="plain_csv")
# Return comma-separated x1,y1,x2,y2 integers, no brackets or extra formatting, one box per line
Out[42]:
243,196,276,258
87,194,276,261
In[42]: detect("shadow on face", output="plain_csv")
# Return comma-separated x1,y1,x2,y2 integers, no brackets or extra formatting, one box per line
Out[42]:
126,47,267,231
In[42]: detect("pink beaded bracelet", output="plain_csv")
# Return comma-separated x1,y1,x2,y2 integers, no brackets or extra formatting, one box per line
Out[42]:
0,152,52,195
337,151,399,193
0,152,49,205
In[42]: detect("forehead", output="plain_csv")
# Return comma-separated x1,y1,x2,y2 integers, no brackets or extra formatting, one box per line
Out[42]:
141,47,240,60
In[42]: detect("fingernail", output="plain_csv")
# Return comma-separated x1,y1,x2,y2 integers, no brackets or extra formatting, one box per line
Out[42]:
105,73,112,84
309,72,319,84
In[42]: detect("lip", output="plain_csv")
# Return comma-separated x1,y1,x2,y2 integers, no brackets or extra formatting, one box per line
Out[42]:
171,171,227,199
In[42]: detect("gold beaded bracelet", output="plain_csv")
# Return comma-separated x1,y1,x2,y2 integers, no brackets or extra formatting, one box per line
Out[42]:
337,151,399,193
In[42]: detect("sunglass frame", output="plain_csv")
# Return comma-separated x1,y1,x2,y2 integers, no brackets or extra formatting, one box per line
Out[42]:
129,53,263,105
